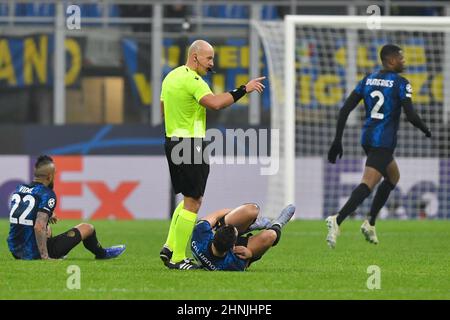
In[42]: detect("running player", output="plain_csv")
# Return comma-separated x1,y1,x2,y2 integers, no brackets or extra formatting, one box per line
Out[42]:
326,44,431,248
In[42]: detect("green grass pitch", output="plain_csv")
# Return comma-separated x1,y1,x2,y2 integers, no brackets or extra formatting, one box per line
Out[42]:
1,219,449,299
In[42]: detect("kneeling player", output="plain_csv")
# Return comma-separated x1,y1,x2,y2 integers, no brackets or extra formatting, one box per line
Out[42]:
190,203,295,271
7,155,126,260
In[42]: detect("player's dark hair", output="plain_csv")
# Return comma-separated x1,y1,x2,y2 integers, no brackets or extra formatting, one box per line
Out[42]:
213,225,237,253
35,155,54,169
380,44,402,63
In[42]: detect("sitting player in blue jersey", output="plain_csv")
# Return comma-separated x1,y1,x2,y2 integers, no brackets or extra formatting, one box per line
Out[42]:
7,155,126,260
188,203,295,271
326,44,432,248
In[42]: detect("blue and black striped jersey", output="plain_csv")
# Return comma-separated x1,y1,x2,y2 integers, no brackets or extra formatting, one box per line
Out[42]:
354,70,412,150
7,182,57,260
191,220,247,271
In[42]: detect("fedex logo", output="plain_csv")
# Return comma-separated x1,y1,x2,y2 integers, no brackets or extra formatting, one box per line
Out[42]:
0,156,171,220
52,156,138,219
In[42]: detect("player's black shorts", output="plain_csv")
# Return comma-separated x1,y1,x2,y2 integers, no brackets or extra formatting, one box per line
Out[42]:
47,228,82,259
10,228,81,260
236,234,251,247
165,137,210,199
362,145,394,177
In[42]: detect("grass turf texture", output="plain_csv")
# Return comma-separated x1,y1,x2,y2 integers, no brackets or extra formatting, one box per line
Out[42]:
0,219,449,299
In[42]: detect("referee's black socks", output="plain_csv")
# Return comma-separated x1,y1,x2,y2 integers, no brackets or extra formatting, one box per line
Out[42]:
337,183,371,225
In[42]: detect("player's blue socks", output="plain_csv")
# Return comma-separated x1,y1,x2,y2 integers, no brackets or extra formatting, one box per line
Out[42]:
337,183,371,225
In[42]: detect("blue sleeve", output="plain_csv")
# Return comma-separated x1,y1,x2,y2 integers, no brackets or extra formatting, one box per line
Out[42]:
354,76,366,95
38,190,57,216
192,220,213,239
398,77,413,101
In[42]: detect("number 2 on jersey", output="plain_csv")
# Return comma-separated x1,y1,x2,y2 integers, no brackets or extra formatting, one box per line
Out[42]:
370,90,385,120
9,194,36,226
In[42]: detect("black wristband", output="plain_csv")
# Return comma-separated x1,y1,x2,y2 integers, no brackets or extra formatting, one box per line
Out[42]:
229,85,247,102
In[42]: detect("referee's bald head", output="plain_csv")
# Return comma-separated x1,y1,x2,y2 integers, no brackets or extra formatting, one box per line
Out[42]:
187,40,214,75
188,40,213,57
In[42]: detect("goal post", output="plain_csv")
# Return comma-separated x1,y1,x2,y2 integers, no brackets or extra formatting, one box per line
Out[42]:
255,15,450,219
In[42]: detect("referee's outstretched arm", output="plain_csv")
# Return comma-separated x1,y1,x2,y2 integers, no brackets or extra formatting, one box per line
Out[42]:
200,76,266,110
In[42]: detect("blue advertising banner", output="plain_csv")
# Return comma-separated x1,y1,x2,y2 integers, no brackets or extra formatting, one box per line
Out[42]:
121,37,271,110
0,34,85,89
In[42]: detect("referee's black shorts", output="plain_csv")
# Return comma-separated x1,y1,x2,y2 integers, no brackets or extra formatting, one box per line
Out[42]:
362,145,394,177
165,137,210,199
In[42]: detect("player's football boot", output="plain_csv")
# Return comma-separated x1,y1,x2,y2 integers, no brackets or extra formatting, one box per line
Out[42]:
248,216,272,232
270,204,296,229
325,215,340,249
160,245,172,266
361,220,379,244
96,245,126,259
167,258,202,270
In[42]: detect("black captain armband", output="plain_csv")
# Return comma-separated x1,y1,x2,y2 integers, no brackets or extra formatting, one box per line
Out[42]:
229,85,247,102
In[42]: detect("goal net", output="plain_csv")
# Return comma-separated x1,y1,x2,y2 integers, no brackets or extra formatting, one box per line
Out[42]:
255,15,450,219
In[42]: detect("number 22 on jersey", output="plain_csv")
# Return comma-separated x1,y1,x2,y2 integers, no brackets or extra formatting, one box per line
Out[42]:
9,194,35,226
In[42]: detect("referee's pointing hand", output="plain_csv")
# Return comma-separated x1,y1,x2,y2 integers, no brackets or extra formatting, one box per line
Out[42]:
245,76,266,94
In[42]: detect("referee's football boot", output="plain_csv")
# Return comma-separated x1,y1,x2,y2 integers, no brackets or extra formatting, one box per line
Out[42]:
159,245,172,267
361,220,379,244
160,246,197,267
325,214,340,249
167,258,202,270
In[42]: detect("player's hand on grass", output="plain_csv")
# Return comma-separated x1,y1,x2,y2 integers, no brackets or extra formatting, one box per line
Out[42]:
40,255,57,260
245,76,266,94
233,246,253,260
328,140,343,164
